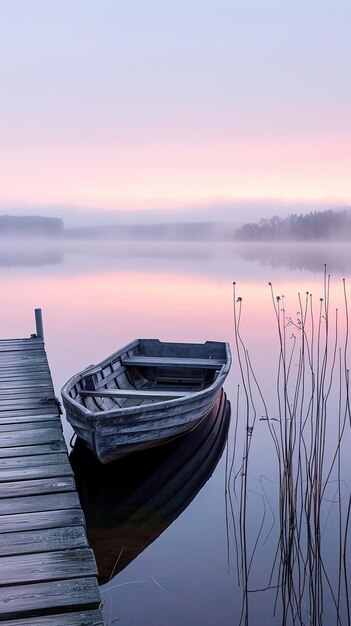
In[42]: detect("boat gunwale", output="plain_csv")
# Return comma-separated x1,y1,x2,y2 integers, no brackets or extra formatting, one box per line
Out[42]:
61,339,231,422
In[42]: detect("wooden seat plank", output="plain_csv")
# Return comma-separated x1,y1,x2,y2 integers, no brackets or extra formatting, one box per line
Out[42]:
122,355,225,369
0,526,88,557
80,388,191,400
0,577,100,620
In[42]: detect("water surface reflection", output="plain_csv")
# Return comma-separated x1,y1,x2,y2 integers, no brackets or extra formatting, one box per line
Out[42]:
3,238,351,275
70,390,230,585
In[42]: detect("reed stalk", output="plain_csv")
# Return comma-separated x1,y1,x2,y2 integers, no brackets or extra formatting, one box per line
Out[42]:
230,273,351,625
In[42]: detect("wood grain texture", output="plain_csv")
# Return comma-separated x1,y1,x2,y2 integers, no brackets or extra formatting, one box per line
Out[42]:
0,427,63,448
0,610,104,626
0,508,86,533
0,452,68,468
0,548,97,586
0,461,72,482
0,408,57,418
0,421,61,432
80,388,191,399
0,491,80,515
0,577,101,619
0,442,66,457
0,414,59,425
0,475,75,498
122,355,226,368
0,334,102,623
0,526,88,557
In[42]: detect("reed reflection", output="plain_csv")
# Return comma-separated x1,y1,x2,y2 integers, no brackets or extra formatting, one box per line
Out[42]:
70,390,230,584
234,242,351,275
229,272,351,625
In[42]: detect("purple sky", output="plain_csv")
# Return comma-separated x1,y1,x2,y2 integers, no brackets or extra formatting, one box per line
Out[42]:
1,1,350,224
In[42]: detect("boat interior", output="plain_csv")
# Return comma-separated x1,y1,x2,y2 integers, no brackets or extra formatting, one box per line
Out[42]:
69,339,228,412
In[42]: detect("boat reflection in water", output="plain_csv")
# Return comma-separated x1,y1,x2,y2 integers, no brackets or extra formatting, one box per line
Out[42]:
70,389,230,584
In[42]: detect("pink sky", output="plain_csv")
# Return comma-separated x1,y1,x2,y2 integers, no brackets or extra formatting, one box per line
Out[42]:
1,1,350,220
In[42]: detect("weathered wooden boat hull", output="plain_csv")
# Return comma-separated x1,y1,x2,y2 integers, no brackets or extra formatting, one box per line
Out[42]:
69,390,231,582
62,339,231,463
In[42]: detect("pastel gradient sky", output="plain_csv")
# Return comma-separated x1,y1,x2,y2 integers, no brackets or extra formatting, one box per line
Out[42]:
1,0,351,223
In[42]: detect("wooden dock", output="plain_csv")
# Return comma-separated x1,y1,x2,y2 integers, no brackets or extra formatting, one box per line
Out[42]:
0,312,103,625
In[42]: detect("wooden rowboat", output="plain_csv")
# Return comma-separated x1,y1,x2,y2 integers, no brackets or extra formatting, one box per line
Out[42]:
62,338,231,463
69,390,231,582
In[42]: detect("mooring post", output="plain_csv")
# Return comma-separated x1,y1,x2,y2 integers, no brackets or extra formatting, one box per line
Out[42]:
34,308,44,340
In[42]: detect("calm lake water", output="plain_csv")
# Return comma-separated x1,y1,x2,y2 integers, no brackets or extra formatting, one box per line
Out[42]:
2,239,351,625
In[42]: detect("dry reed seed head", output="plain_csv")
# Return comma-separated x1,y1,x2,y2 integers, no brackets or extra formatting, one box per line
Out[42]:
276,296,281,301
237,297,242,302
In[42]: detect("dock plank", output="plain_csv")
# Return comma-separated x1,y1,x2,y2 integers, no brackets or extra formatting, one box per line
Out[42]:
0,548,97,586
0,610,104,626
0,414,59,425
0,492,80,516
0,442,66,458
0,390,54,398
0,526,88,557
0,333,101,623
0,427,63,447
0,509,86,533
0,577,101,620
0,476,75,498
0,408,57,419
0,421,61,432
0,452,67,468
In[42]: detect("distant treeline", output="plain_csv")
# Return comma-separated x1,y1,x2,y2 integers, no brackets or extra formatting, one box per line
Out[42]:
3,210,351,242
234,209,351,241
0,215,64,237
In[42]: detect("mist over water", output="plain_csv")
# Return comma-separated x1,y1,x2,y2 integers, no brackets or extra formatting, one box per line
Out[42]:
1,235,351,625
3,237,351,275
